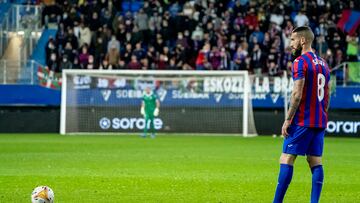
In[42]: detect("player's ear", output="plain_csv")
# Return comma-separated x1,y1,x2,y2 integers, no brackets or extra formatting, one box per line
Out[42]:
300,37,306,46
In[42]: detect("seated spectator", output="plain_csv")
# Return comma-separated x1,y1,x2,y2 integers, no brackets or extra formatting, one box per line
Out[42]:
59,54,73,72
121,43,133,64
62,42,76,63
106,45,120,67
133,42,146,61
107,35,120,53
99,59,113,70
127,55,142,69
78,45,90,68
86,55,97,69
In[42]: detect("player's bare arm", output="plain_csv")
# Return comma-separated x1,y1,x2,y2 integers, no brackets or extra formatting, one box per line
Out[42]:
282,78,305,137
325,82,331,113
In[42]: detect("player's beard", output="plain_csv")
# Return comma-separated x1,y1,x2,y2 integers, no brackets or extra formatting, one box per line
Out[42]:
291,44,302,61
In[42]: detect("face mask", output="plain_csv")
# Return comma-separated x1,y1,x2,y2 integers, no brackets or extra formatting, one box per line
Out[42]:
63,58,67,62
51,55,56,60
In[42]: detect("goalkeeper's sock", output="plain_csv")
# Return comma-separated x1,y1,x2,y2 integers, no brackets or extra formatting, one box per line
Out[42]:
273,164,293,203
311,165,324,203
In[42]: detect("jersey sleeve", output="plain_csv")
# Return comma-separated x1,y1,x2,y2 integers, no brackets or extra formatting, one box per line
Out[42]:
292,58,306,81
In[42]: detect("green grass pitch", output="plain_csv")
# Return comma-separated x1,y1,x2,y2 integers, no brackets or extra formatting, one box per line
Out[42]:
0,134,359,202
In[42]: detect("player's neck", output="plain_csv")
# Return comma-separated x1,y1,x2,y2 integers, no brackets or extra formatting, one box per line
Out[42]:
301,46,313,55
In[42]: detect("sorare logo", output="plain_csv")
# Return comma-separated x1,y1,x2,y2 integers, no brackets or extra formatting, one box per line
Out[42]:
99,117,163,130
99,117,111,129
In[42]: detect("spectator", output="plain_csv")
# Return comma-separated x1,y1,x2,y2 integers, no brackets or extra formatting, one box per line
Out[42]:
47,53,58,72
219,47,231,70
346,35,359,62
99,58,113,70
232,44,248,70
86,55,97,69
44,0,358,74
294,10,309,27
107,35,120,53
78,22,91,48
45,37,57,65
122,43,133,64
78,45,90,68
127,55,142,69
196,43,211,70
59,54,72,71
250,44,265,75
133,42,146,61
106,45,120,67
62,42,76,63
209,46,221,70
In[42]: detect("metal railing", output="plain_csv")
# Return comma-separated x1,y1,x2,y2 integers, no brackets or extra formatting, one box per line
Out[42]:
0,4,43,58
0,59,42,84
331,62,360,87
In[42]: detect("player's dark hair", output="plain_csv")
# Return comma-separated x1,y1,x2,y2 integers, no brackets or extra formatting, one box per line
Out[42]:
292,26,314,44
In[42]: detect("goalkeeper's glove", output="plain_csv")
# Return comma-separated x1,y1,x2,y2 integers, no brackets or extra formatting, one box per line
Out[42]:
153,108,159,116
140,106,145,116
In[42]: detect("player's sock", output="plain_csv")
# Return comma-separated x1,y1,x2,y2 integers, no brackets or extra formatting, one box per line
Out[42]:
311,165,324,203
273,164,293,203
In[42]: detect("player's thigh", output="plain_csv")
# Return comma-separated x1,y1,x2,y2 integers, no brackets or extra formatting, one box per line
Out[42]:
306,128,325,157
283,125,313,156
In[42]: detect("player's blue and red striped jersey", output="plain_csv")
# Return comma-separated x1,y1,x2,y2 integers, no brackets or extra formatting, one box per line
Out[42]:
291,52,330,128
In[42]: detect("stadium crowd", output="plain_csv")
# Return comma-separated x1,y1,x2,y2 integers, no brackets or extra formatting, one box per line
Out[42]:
40,0,359,75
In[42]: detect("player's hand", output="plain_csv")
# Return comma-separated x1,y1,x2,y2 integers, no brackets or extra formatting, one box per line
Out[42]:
281,120,291,138
153,108,159,116
140,106,145,116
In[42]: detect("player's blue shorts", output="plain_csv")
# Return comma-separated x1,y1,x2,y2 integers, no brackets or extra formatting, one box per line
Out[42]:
283,124,325,156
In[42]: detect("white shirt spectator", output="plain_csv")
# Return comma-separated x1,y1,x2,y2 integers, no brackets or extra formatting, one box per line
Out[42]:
270,14,284,27
294,12,309,27
79,26,91,47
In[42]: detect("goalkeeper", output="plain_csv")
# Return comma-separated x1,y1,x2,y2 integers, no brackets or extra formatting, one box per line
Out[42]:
141,86,160,138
